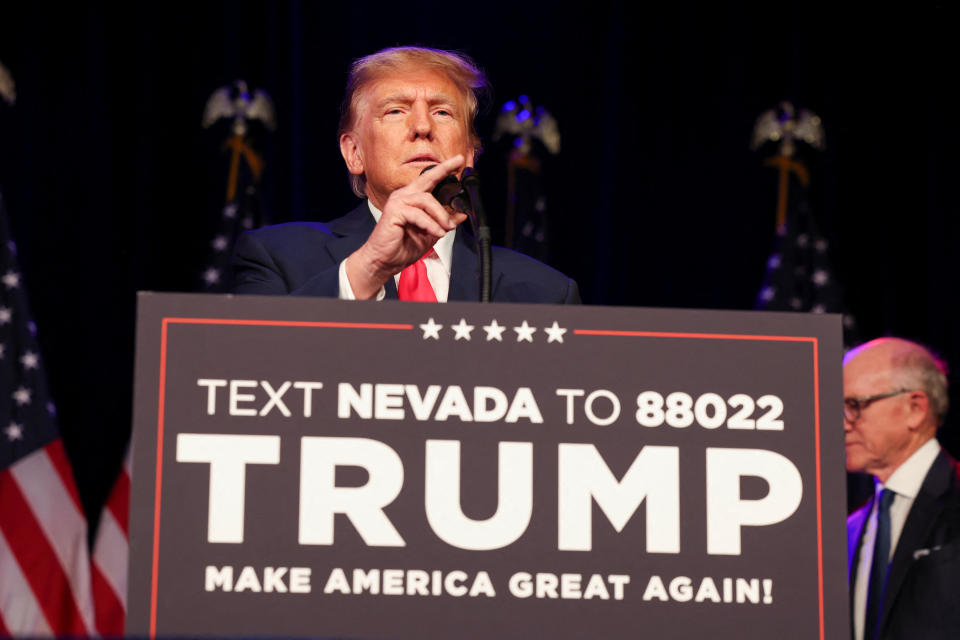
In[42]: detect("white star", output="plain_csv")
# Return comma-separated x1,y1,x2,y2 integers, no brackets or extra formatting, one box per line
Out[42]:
796,233,809,248
212,235,229,251
46,401,57,416
2,270,20,289
843,315,856,329
811,304,826,314
451,318,475,341
12,386,31,406
20,351,39,370
27,321,36,336
544,321,567,343
203,267,221,284
4,422,23,441
815,238,828,253
223,204,238,218
812,269,829,286
420,317,442,340
767,254,781,269
760,286,776,302
513,321,536,343
0,306,11,325
483,319,506,342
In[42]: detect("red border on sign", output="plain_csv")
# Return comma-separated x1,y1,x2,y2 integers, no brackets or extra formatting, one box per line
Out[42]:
149,319,824,640
149,317,413,637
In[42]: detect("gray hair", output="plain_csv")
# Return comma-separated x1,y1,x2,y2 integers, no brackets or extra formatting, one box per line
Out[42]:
891,342,951,426
338,46,489,198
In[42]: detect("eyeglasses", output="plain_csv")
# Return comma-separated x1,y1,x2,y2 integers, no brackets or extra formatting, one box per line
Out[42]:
843,389,916,422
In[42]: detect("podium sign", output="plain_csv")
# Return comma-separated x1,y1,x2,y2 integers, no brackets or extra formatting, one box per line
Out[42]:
128,292,849,638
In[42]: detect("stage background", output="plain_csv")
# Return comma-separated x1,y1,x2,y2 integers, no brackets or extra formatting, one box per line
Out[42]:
0,1,957,533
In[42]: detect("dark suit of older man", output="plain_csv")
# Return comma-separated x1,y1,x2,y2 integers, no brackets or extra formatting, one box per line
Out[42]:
847,449,960,639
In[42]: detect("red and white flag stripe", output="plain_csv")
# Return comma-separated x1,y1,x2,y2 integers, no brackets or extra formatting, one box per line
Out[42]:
0,440,95,636
91,450,130,636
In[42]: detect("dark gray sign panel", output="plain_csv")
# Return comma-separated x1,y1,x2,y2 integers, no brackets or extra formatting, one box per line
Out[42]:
128,292,848,639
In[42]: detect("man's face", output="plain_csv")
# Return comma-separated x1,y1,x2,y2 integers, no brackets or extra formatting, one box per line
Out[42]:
843,347,915,479
341,69,474,208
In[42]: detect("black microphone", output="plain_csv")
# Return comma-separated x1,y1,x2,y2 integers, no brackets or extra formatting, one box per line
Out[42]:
420,164,492,302
421,166,472,215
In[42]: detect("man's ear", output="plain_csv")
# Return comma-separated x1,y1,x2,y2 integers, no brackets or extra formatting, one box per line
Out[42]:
906,390,931,431
340,132,364,176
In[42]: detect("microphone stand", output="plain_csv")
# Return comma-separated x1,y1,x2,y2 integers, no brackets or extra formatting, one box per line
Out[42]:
426,166,493,303
460,168,492,303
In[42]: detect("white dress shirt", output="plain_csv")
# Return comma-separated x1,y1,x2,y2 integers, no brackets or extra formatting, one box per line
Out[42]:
337,200,455,302
852,437,941,640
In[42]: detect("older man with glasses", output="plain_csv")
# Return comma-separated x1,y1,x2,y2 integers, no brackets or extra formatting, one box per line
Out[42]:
844,337,960,640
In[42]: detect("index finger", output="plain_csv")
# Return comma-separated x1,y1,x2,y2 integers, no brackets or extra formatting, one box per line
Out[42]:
409,154,466,192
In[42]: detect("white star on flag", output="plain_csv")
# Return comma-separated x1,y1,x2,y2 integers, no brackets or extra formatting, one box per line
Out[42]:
544,321,567,343
514,321,536,343
760,286,776,302
4,422,23,441
0,305,11,324
20,350,39,369
483,319,506,342
451,318,475,341
12,386,31,406
212,235,229,251
812,269,829,286
223,204,238,218
420,317,443,340
203,267,221,284
2,269,20,289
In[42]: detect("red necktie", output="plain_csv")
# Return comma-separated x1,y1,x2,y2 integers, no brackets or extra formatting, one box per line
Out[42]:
397,251,437,302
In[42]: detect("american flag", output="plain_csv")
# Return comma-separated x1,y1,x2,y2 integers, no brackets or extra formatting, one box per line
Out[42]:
754,171,859,347
91,449,129,635
198,196,263,293
0,191,96,635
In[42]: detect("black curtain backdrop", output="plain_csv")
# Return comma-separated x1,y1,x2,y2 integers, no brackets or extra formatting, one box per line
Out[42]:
1,2,957,531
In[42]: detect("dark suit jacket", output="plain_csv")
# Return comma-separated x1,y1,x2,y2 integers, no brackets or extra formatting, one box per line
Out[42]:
847,448,960,639
231,203,580,304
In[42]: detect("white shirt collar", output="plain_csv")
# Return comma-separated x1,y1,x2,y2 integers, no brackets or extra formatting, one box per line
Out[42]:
366,200,455,276
882,437,941,499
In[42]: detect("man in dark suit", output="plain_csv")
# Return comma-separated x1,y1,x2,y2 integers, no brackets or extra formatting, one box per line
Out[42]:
844,337,960,640
232,46,579,304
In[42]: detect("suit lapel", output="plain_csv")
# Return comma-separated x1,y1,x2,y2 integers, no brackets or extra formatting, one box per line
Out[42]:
449,228,479,302
848,496,872,576
327,202,398,299
879,450,954,633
